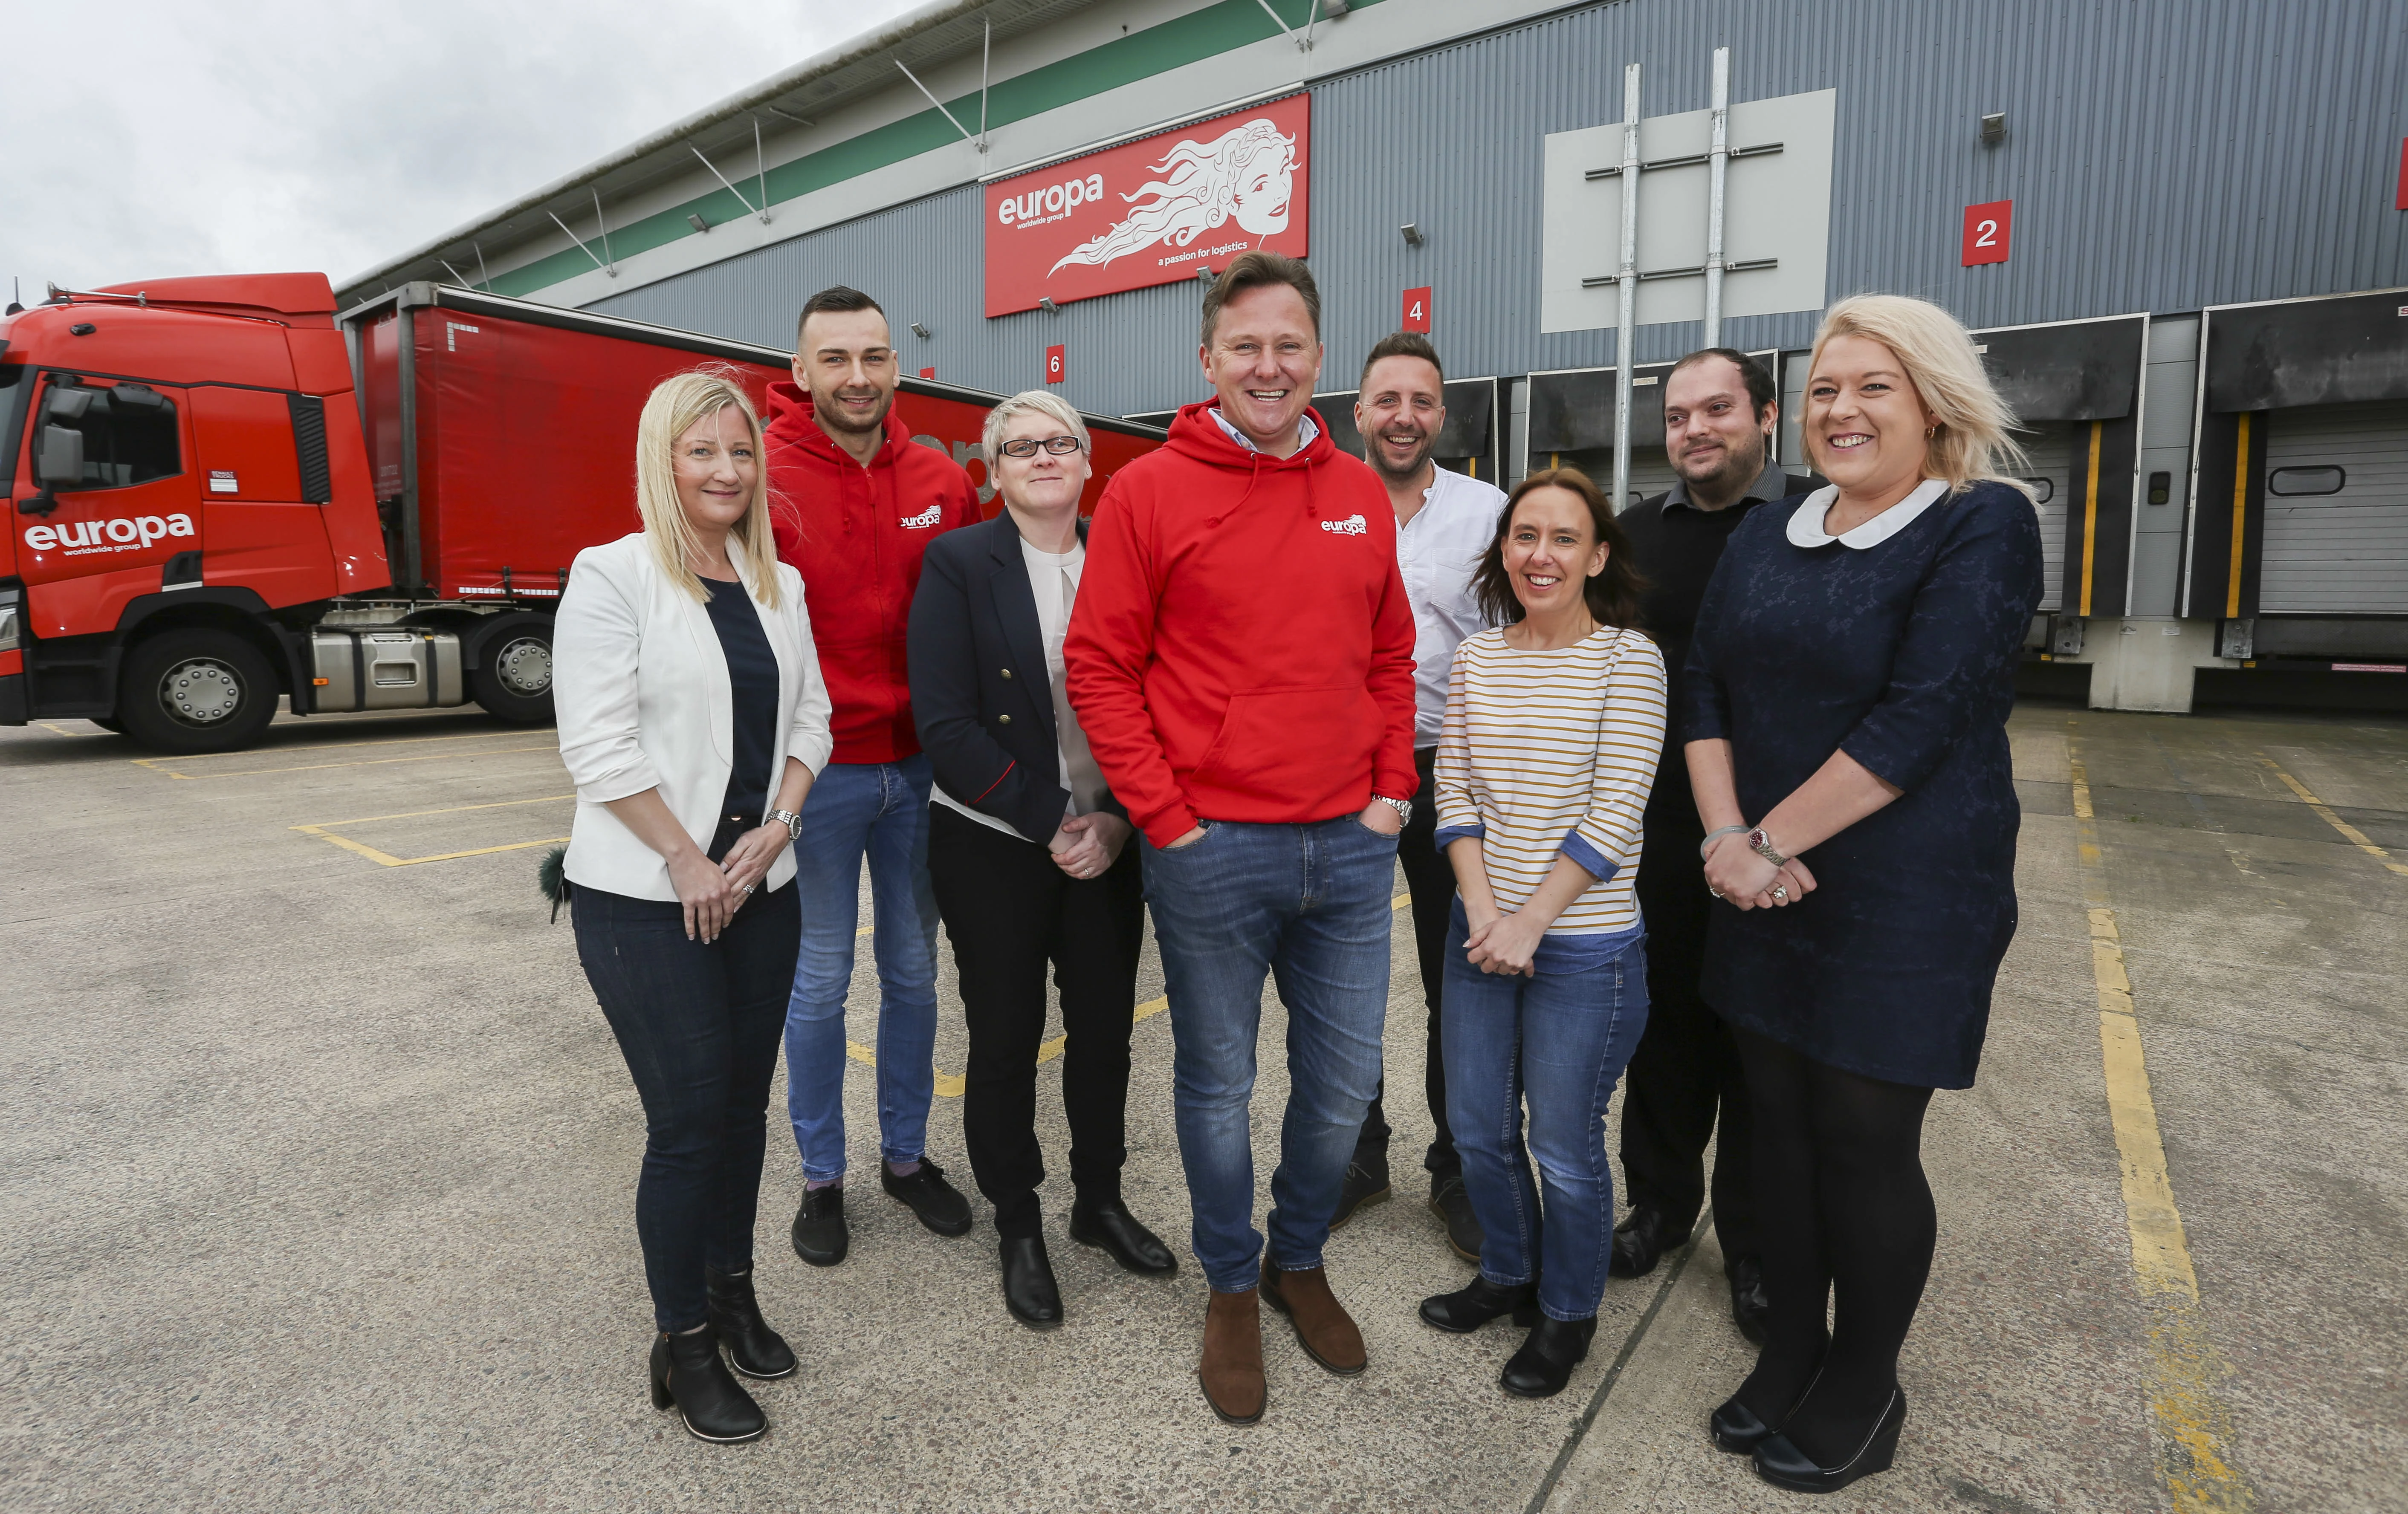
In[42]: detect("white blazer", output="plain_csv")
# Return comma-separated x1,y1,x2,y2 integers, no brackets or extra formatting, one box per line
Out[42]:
555,532,834,901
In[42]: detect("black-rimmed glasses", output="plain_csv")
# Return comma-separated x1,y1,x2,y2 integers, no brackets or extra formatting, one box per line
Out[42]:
997,435,1085,458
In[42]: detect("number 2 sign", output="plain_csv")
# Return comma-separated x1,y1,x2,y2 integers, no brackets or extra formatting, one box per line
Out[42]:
1962,200,2012,266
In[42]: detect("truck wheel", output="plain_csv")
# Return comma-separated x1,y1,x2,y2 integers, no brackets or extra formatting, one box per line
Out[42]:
117,629,280,754
470,625,554,723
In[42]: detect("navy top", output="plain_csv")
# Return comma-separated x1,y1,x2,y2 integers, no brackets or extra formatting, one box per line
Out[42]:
1684,481,2043,1089
702,580,779,824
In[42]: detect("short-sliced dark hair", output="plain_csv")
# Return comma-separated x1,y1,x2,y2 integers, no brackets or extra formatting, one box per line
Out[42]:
796,286,886,348
1359,332,1443,391
1667,346,1776,420
1200,251,1320,348
1471,467,1648,632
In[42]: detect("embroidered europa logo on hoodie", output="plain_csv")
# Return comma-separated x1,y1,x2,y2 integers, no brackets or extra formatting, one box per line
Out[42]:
1320,513,1368,536
900,504,944,529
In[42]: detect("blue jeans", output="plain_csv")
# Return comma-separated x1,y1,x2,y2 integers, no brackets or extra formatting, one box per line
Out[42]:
1141,816,1396,1294
784,755,939,1182
1443,900,1650,1321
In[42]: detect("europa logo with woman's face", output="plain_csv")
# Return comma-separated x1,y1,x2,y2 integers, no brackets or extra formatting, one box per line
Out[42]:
984,93,1311,315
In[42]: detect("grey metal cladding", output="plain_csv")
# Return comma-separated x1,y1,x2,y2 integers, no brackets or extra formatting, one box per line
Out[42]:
590,0,2408,416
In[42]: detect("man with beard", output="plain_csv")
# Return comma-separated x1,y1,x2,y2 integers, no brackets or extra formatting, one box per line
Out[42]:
1609,347,1812,1344
1330,333,1505,1263
767,286,978,1267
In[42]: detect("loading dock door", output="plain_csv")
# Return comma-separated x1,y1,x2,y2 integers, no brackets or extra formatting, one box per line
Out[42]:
2015,425,2076,613
2260,399,2408,615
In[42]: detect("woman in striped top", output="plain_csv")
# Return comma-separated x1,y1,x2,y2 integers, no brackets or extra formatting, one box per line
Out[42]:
1418,468,1667,1400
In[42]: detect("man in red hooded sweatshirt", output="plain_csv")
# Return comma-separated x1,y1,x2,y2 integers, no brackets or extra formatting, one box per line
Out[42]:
767,287,978,1268
1065,253,1418,1425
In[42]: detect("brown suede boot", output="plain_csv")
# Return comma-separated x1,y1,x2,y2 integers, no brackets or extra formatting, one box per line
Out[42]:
1261,1254,1368,1376
1198,1288,1266,1424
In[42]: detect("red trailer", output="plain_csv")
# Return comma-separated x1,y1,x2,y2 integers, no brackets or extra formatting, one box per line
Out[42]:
0,276,1163,752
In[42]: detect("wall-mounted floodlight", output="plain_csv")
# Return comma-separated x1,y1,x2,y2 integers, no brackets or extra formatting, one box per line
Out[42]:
1980,112,2007,145
1196,266,1215,283
911,321,932,338
687,214,711,233
1401,222,1424,247
1038,297,1058,312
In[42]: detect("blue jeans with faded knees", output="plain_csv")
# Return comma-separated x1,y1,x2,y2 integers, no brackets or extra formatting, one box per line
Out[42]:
1140,816,1396,1294
1443,899,1650,1322
784,754,940,1183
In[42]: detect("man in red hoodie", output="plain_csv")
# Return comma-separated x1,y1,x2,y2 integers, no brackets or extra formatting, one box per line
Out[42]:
1066,252,1418,1425
768,286,979,1267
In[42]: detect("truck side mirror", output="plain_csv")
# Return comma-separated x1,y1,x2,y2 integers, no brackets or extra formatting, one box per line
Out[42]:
42,385,95,422
35,425,86,486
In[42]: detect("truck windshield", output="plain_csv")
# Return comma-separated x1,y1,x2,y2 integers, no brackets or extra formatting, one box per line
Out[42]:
0,365,26,487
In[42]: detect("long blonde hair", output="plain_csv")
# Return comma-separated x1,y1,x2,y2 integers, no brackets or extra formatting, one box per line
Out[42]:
633,367,781,609
1807,295,2029,495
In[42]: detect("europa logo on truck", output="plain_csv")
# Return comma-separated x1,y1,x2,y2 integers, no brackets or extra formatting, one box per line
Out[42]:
24,512,197,555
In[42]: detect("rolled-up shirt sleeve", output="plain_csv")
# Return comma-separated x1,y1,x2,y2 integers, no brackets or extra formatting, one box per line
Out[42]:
553,549,663,804
1560,636,1665,881
1431,643,1485,850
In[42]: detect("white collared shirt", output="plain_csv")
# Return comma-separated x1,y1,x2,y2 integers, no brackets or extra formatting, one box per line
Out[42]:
1397,465,1508,747
1208,406,1320,454
1786,479,1949,549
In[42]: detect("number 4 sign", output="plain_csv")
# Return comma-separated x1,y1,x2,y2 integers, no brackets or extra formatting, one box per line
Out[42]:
1402,286,1432,333
1962,200,2011,266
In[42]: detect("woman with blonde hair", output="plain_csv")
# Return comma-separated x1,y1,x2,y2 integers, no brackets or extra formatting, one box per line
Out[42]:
1682,295,2043,1491
554,367,832,1444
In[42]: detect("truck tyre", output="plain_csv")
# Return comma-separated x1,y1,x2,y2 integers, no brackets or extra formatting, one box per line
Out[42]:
470,624,554,723
117,628,280,754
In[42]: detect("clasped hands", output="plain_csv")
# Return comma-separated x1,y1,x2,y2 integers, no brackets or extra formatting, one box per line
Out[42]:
671,823,792,943
1050,811,1132,878
1701,832,1817,912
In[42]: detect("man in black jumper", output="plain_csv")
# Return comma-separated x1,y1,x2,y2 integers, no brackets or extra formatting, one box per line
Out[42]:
1610,347,1814,1344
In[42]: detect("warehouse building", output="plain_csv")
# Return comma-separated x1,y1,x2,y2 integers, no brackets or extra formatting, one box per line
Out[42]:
343,0,2408,712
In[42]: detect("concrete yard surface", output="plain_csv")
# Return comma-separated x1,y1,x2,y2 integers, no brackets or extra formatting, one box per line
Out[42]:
2,701,2402,1511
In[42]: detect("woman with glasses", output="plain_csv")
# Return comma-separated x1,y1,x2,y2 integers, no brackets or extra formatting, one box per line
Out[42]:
907,391,1177,1328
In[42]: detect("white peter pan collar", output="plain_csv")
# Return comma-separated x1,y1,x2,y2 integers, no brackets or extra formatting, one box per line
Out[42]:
1786,479,1949,550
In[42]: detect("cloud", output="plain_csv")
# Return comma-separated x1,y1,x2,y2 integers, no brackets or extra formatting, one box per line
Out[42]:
0,0,920,297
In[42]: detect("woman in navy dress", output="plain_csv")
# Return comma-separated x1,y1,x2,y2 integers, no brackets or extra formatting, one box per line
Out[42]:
1682,295,2044,1494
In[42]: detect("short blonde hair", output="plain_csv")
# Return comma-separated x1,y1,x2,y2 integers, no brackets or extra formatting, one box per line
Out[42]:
633,367,781,609
1807,294,2029,494
981,389,1091,471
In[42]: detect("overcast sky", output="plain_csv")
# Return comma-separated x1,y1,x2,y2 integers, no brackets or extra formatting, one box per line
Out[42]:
0,0,923,302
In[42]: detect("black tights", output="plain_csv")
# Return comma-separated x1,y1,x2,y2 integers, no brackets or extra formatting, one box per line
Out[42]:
1733,1027,1936,1463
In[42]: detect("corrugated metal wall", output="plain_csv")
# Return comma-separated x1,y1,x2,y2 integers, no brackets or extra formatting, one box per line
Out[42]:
591,0,2408,417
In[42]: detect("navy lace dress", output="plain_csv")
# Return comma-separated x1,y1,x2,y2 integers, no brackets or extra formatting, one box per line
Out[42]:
1683,480,2044,1089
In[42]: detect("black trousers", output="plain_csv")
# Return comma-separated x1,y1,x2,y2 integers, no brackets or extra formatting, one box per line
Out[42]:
571,877,801,1333
927,803,1146,1240
1357,745,1461,1179
1617,803,1757,1263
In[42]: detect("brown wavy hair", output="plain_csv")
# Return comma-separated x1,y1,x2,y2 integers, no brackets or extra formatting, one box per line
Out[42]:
1471,468,1647,631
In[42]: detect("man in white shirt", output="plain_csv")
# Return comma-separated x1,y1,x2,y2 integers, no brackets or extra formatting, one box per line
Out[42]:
1334,332,1506,1261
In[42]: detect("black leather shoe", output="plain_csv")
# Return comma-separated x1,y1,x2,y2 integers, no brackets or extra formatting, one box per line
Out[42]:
704,1267,796,1379
1754,1388,1907,1493
791,1186,848,1267
1427,1173,1483,1263
649,1329,767,1443
1728,1255,1771,1346
1711,1393,1776,1453
1499,1315,1596,1398
1418,1275,1539,1334
1608,1205,1667,1278
1000,1234,1063,1329
881,1159,973,1237
1329,1158,1391,1229
1069,1199,1177,1275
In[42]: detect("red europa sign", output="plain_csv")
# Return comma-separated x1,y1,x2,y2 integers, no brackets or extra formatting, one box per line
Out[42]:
984,93,1310,317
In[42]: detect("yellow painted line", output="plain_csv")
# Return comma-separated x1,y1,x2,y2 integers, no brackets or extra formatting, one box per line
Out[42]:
2078,421,2103,616
1393,891,1409,910
2225,415,2250,619
36,720,106,737
291,794,574,868
2257,753,2408,877
140,742,559,780
2068,733,2257,1511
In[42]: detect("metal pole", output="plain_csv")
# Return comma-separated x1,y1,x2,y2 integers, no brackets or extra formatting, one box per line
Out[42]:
1612,63,1641,515
1703,46,1729,346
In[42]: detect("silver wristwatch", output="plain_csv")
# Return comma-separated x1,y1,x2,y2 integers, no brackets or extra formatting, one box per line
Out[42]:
1375,795,1412,826
769,808,805,843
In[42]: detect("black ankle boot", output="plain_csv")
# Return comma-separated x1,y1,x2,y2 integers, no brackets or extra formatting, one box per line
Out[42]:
1753,1387,1907,1493
648,1329,767,1443
705,1267,796,1380
1418,1276,1540,1334
1499,1315,1596,1398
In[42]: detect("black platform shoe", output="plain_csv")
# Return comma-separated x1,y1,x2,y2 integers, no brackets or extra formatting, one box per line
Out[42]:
1418,1276,1540,1334
705,1267,796,1379
1068,1199,1177,1275
1753,1387,1907,1494
649,1329,767,1444
1000,1234,1064,1329
1499,1315,1596,1398
1711,1394,1776,1453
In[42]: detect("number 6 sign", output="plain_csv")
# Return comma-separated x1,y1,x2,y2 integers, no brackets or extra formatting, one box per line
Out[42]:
1045,344,1066,385
1962,200,2011,267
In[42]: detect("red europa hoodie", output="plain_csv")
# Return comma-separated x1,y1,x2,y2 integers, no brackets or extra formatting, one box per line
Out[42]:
1065,403,1420,849
764,383,978,764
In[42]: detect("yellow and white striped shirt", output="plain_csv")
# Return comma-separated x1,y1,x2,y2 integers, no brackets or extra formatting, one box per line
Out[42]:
1433,625,1667,939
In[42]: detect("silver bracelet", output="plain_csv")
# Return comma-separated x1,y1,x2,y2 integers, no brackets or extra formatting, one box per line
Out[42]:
1699,823,1749,861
